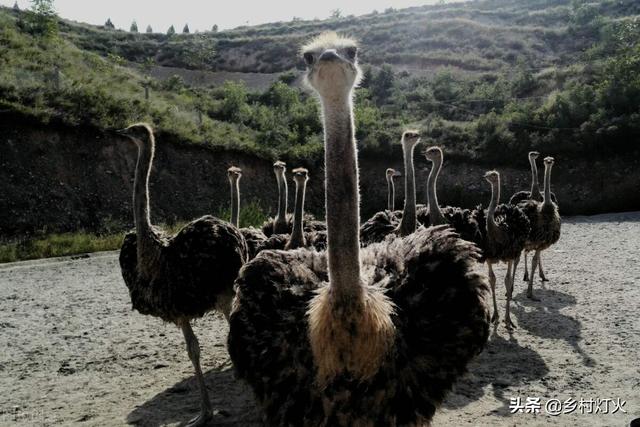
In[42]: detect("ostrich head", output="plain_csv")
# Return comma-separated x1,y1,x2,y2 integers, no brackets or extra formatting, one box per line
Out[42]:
484,170,500,185
227,166,242,182
273,160,286,176
544,156,554,166
117,123,153,146
292,167,309,184
302,32,361,99
386,168,400,179
401,130,421,147
425,146,443,163
529,151,540,160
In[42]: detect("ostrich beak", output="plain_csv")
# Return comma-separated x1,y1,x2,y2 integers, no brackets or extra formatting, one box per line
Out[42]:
319,49,340,62
393,171,402,177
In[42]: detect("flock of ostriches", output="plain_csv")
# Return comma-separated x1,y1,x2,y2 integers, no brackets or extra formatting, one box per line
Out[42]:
117,33,561,426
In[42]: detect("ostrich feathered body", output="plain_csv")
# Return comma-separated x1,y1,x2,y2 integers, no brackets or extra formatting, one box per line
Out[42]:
261,213,326,237
418,206,484,250
477,204,531,262
119,216,247,323
254,231,328,253
240,227,269,260
509,190,557,206
228,225,491,426
518,201,561,252
359,210,400,245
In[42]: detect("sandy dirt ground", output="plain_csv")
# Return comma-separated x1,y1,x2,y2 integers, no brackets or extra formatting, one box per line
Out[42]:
1,212,639,427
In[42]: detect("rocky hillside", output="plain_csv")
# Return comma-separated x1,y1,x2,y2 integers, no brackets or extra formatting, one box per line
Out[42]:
2,111,639,238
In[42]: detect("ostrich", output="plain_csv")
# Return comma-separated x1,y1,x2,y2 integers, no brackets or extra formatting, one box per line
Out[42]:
422,146,484,248
257,167,327,252
386,167,401,212
117,124,247,427
518,156,561,300
285,167,325,250
360,131,421,245
261,161,326,237
228,32,491,426
509,151,558,282
482,171,530,329
261,161,289,236
228,166,325,256
226,166,268,260
509,151,558,205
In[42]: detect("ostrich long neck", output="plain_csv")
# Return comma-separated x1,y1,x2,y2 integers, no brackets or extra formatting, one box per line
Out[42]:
487,177,500,231
322,93,361,301
229,177,240,227
530,156,541,199
387,176,394,212
397,143,417,235
133,136,154,239
275,172,287,224
288,178,306,249
542,162,553,207
427,156,446,225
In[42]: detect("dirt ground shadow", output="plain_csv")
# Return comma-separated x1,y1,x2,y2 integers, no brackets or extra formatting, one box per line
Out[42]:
513,287,595,367
444,331,550,416
127,368,262,426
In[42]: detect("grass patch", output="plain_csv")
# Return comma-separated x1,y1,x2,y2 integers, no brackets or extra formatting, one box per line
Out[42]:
0,231,123,263
215,200,269,228
0,208,268,263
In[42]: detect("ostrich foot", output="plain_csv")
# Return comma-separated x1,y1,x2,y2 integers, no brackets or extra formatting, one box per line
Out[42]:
523,272,529,282
186,410,213,427
504,317,517,330
539,275,549,282
491,311,500,325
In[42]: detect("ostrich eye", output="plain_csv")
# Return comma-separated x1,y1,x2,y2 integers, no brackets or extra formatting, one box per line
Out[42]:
303,52,314,66
345,47,357,60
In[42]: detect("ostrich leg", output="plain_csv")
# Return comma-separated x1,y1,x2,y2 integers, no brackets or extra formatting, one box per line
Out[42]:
538,253,549,282
523,251,529,281
505,257,518,330
526,250,541,301
488,263,499,324
180,320,213,426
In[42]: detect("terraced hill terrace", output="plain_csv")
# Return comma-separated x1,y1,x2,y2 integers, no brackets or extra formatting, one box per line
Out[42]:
58,0,640,75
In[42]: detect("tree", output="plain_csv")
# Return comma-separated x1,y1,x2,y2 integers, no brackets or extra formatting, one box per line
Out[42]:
13,1,19,11
371,64,395,103
360,66,373,88
104,18,114,29
130,20,138,33
167,25,175,35
183,34,216,68
220,81,249,122
183,23,190,34
140,57,155,74
146,25,153,33
28,0,58,38
330,9,342,19
211,24,218,32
